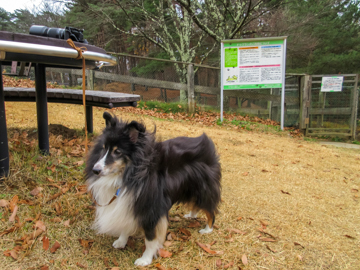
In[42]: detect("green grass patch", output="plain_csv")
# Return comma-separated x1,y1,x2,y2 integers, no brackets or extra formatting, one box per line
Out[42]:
138,100,188,113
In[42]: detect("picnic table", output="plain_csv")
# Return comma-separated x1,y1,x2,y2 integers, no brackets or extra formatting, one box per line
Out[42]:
0,31,140,177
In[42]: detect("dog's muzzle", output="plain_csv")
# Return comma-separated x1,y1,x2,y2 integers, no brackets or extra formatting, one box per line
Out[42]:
92,164,102,175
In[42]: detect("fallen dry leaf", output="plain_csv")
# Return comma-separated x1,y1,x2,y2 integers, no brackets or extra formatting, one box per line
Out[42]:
0,199,9,207
229,228,246,234
216,259,222,267
159,248,172,258
281,190,291,195
169,216,181,222
9,205,18,222
42,236,50,251
112,257,119,266
40,265,49,270
0,226,17,237
155,263,167,270
50,241,61,253
187,221,201,228
196,241,221,255
104,257,110,267
163,241,172,247
76,262,87,268
241,254,248,265
242,172,249,176
260,237,276,242
266,244,277,253
78,239,94,249
35,220,46,231
223,261,234,269
50,217,62,223
30,187,43,196
179,228,191,236
63,219,70,227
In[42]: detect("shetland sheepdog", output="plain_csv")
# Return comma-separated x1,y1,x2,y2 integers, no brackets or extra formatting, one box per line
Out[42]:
85,112,221,266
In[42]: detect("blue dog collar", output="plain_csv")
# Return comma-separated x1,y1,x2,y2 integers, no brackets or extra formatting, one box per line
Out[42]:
115,188,121,197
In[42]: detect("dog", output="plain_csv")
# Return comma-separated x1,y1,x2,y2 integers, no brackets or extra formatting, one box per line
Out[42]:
85,112,221,266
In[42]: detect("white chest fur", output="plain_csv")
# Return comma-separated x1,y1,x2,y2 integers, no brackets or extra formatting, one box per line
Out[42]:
88,175,138,237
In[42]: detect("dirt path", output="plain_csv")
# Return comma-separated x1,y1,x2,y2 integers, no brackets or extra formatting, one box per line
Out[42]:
3,102,360,269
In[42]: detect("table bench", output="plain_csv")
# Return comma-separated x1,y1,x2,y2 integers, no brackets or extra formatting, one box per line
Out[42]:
4,87,140,133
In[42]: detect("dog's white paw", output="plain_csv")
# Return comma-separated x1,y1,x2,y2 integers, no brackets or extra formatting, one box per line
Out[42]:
199,224,213,234
184,211,197,219
134,256,152,266
112,238,127,249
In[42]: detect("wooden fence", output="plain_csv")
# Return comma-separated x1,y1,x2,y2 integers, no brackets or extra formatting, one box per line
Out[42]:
47,67,359,139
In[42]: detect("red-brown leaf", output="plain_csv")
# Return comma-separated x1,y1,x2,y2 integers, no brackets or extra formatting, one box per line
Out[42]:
42,236,50,251
155,263,167,270
50,241,61,253
196,241,217,254
159,248,172,258
179,228,191,236
187,221,201,228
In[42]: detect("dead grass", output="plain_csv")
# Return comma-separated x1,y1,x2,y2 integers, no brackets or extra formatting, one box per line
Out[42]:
1,102,360,270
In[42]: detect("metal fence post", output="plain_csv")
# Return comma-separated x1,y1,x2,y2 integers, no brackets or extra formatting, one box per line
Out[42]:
0,62,9,178
350,74,359,140
187,64,195,113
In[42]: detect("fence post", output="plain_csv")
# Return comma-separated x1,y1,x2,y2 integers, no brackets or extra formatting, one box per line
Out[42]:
187,64,195,113
87,70,95,90
299,75,311,130
350,74,359,140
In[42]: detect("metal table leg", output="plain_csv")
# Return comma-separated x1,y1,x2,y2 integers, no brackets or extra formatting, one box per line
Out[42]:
86,105,93,133
0,62,9,178
35,63,49,155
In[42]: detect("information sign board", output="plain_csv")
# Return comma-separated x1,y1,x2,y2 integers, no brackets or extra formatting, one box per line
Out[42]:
321,76,343,92
220,37,287,129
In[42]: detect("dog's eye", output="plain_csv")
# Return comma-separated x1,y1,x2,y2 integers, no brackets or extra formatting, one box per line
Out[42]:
113,149,122,155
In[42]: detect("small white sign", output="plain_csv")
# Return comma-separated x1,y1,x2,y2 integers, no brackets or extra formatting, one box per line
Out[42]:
321,76,344,92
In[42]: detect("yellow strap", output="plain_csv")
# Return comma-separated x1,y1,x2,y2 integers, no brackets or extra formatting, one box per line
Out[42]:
66,39,88,154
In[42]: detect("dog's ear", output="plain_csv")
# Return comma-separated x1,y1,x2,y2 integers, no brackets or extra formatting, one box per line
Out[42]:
103,112,116,127
127,121,145,143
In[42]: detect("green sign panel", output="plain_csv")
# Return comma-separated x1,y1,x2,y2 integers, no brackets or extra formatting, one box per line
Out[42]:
224,48,238,68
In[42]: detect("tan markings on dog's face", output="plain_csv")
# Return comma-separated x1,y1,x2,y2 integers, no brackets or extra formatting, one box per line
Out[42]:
106,159,126,175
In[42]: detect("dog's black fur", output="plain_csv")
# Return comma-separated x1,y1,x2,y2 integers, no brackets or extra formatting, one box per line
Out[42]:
86,112,221,264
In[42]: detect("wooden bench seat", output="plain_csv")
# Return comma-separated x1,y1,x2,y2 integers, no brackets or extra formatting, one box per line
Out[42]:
4,87,141,133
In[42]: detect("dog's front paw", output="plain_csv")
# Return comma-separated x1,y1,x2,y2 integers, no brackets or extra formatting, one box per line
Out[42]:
199,225,213,234
113,238,127,249
134,256,152,266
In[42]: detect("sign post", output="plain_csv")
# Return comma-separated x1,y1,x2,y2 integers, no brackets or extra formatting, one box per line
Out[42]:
220,37,287,129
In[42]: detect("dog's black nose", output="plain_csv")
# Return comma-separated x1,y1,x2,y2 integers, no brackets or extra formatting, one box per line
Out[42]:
93,168,101,175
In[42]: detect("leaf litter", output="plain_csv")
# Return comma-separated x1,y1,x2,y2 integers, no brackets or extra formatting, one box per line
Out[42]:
1,98,360,269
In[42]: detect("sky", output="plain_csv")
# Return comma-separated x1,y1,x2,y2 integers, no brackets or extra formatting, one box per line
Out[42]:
1,0,48,13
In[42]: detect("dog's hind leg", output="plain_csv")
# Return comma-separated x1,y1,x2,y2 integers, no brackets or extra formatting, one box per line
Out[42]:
134,216,168,266
184,209,199,219
199,210,215,234
112,233,129,249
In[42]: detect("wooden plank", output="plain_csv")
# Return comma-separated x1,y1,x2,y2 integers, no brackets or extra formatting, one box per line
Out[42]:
306,132,352,137
224,90,299,104
311,74,357,78
309,107,351,115
94,71,188,91
3,87,140,104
